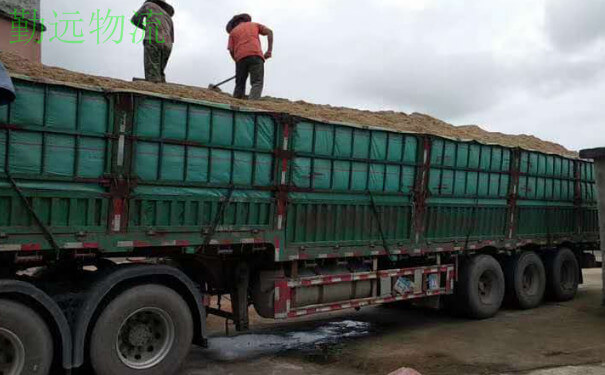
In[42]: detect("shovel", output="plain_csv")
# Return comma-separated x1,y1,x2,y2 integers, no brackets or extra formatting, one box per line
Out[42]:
208,75,236,91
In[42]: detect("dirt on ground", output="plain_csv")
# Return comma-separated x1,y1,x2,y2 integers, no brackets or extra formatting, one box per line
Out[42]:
183,269,605,375
0,50,577,158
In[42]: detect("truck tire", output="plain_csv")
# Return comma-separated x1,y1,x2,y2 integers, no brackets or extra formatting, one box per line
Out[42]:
545,248,579,302
0,299,54,375
90,284,193,375
504,252,546,309
456,255,505,319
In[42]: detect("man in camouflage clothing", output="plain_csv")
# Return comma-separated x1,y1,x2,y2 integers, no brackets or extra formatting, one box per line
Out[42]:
131,0,175,83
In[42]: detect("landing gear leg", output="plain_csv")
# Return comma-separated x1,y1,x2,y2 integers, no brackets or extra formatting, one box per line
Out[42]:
231,262,250,331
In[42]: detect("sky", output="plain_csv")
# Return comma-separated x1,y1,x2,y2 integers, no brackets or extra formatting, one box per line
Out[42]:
40,0,604,152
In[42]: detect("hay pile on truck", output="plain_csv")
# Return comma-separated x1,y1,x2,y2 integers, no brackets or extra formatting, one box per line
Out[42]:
0,50,576,158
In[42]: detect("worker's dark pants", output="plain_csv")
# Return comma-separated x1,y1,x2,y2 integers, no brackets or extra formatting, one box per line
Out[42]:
234,56,264,100
144,41,172,83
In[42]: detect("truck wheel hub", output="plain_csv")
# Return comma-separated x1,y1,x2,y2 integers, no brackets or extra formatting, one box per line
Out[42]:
478,271,496,302
116,307,176,369
128,324,153,347
522,265,537,293
0,328,25,375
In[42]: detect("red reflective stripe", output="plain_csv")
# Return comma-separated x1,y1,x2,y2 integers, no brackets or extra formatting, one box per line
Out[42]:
21,244,41,251
113,199,124,217
281,159,288,173
274,280,290,315
277,199,286,216
112,198,124,232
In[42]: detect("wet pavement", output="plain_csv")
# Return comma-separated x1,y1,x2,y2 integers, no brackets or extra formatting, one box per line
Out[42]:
203,320,371,362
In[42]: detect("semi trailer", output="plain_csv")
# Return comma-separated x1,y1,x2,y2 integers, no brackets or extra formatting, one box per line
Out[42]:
0,75,599,375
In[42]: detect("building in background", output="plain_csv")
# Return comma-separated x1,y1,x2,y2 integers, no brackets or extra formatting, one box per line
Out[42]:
0,0,44,62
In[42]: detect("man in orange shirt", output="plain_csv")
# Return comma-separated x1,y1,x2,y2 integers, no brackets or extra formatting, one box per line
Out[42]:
226,14,274,100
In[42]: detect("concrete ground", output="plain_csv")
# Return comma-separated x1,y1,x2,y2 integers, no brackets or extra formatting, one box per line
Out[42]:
181,269,605,375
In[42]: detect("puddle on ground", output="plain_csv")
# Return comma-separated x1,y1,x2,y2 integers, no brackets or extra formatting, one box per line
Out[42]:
205,320,371,361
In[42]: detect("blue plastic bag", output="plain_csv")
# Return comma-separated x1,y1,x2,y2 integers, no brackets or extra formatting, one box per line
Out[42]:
0,59,15,105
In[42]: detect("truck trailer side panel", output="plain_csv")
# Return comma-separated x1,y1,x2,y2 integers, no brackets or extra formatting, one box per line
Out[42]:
0,76,598,256
0,79,112,251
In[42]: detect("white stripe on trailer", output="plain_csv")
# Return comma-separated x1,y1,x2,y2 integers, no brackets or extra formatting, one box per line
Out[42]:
112,214,121,232
0,245,21,252
117,241,134,248
117,120,126,167
241,238,255,244
280,137,289,184
277,215,283,230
